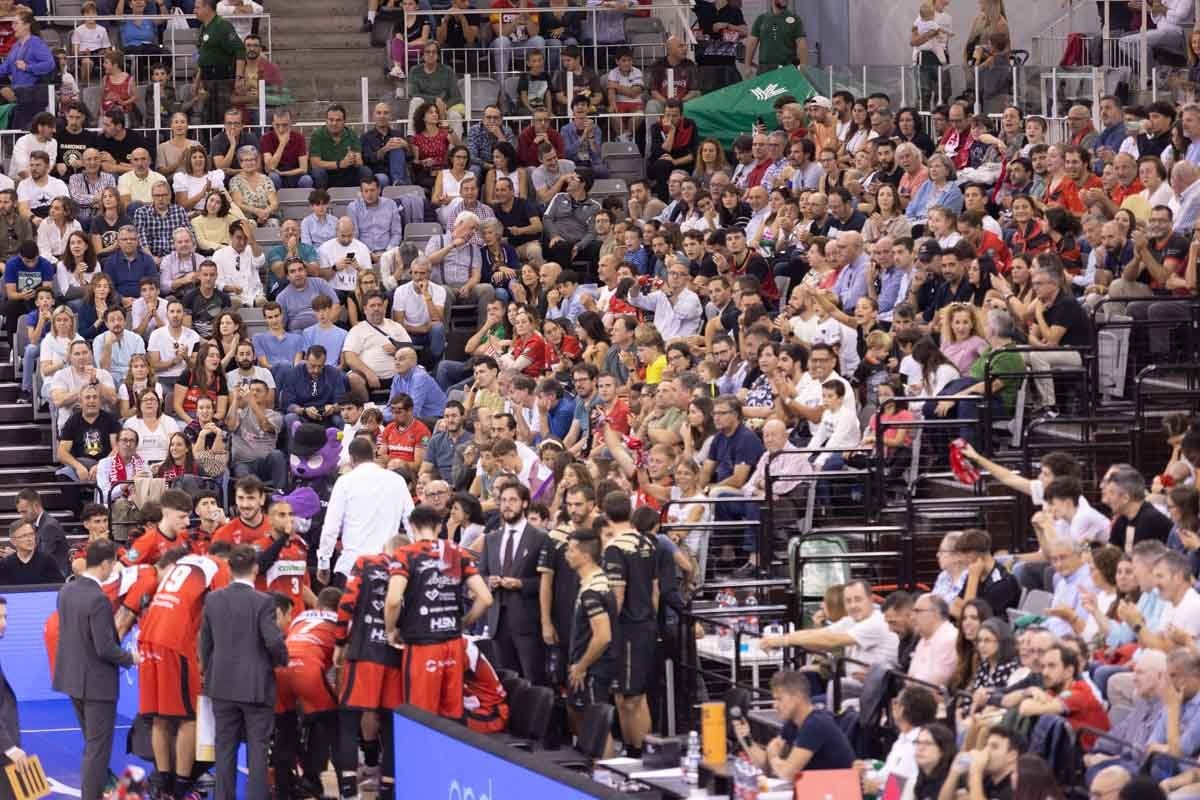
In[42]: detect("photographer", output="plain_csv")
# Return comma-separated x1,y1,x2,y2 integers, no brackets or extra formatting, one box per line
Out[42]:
317,216,373,308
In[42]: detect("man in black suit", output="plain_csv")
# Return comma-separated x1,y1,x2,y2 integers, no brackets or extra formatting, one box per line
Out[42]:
15,488,68,573
198,544,289,800
480,482,548,684
51,539,135,800
200,544,289,800
0,598,27,777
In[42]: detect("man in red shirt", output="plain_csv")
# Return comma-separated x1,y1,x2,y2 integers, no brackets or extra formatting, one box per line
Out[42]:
137,542,233,800
1065,146,1104,194
213,475,271,547
1014,642,1109,748
743,132,774,190
937,102,975,170
274,586,341,799
385,505,492,718
127,488,193,566
188,490,226,555
379,392,431,478
68,502,126,574
590,372,631,450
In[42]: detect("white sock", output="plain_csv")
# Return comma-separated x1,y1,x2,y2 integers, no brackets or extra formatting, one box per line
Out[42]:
367,10,376,22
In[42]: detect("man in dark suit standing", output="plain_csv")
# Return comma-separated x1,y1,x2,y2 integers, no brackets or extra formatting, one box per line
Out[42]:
480,482,548,684
15,488,68,574
0,597,27,777
51,540,135,800
199,544,289,800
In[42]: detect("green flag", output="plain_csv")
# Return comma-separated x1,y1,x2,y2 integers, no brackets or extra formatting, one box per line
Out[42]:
683,67,817,148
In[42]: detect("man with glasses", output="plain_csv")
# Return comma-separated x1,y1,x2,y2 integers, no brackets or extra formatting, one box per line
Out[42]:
626,260,701,340
700,395,765,576
465,105,516,177
1042,536,1096,638
406,42,466,138
1025,253,1089,410
133,181,193,265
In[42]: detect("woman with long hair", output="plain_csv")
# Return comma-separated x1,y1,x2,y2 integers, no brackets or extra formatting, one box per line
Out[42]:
951,598,994,692
155,431,198,480
346,269,385,327
862,183,912,243
912,724,958,800
575,310,609,370
54,229,100,301
940,302,988,372
123,387,180,466
117,352,163,419
211,311,247,373
157,112,202,176
841,99,872,158
911,336,961,410
229,146,279,227
896,107,936,157
89,186,129,257
542,316,581,377
173,341,229,421
549,459,592,522
483,141,527,202
37,197,81,261
38,305,82,391
193,192,238,254
431,144,471,208
970,617,1023,692
991,252,1036,323
1045,206,1084,274
77,272,119,342
173,144,227,212
692,137,728,184
1007,195,1052,257
183,394,229,477
511,262,543,308
449,492,487,552
965,0,1009,64
681,396,717,465
409,101,460,190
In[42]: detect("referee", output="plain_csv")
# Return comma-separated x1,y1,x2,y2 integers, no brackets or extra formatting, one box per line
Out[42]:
193,0,246,125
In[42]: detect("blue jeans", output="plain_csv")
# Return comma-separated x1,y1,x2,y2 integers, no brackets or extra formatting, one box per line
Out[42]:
269,171,315,190
408,322,446,361
22,343,37,393
1091,663,1130,699
372,146,411,187
233,451,288,491
491,34,545,74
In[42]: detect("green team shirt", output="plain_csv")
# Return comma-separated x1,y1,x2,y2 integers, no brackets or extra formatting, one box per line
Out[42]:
751,10,805,67
197,14,245,70
309,126,362,164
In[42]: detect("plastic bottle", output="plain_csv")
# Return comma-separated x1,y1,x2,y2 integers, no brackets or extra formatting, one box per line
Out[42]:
743,593,759,636
717,590,734,653
685,731,701,785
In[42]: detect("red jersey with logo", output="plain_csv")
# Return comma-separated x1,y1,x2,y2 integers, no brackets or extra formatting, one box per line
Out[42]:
212,516,271,548
139,555,231,655
45,565,159,675
127,525,190,566
263,535,311,620
69,540,128,566
510,332,549,377
286,608,339,666
380,419,432,463
389,540,478,645
463,638,508,733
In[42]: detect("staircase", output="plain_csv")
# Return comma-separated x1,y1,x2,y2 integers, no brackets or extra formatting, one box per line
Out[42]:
266,0,393,125
0,341,88,549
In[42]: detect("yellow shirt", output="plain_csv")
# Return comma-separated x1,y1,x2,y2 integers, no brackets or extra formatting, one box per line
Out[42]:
117,169,167,204
644,353,667,385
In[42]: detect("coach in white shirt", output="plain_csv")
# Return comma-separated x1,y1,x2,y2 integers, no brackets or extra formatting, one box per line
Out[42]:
317,436,414,583
212,220,266,307
628,258,702,340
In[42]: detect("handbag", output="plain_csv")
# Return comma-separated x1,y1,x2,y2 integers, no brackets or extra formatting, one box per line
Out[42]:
167,7,189,31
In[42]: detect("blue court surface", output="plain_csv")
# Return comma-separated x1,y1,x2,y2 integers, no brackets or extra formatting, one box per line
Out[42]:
20,699,148,796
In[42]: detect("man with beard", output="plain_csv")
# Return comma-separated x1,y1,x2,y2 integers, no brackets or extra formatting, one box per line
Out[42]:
745,0,807,72
563,362,601,451
862,139,902,200
54,102,96,179
214,476,271,547
421,401,471,482
480,483,548,682
1013,643,1109,747
937,101,975,171
539,484,597,690
226,379,286,488
225,340,275,403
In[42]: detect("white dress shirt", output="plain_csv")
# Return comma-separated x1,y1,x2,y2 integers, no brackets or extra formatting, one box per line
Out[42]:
213,243,266,307
497,518,528,573
630,286,702,340
318,461,414,576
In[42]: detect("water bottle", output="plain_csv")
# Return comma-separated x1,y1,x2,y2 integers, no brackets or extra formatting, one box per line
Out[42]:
684,731,701,785
717,590,734,653
743,594,759,637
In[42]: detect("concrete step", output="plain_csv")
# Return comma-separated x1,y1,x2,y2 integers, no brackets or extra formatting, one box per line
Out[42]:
0,485,86,512
271,15,375,34
271,31,374,50
0,423,50,446
0,443,52,466
267,0,366,15
0,383,21,403
0,466,58,485
0,403,32,424
273,48,387,69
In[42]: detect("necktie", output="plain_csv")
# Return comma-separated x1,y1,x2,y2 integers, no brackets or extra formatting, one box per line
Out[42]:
501,528,515,576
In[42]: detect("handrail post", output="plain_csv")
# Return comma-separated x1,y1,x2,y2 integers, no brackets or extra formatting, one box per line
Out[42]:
153,80,162,141
1140,0,1148,91
258,79,266,129
360,76,369,128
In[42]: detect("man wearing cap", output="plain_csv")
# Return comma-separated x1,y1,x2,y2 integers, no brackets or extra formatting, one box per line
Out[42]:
806,96,838,153
745,0,807,73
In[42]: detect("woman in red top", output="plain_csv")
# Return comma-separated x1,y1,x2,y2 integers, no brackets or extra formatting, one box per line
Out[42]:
1045,207,1084,274
542,316,581,377
101,49,136,117
408,100,460,190
500,305,549,377
155,432,200,481
1008,195,1052,257
173,342,230,422
1040,145,1084,215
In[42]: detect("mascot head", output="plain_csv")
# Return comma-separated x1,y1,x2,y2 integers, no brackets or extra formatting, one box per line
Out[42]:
289,421,342,481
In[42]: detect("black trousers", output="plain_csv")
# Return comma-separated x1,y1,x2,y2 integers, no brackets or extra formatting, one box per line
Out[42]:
337,709,395,800
494,609,545,685
212,699,273,800
71,697,117,800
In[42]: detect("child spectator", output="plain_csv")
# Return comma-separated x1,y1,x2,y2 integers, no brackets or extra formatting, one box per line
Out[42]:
940,302,988,373
853,329,892,409
70,2,111,82
517,49,552,116
605,47,644,143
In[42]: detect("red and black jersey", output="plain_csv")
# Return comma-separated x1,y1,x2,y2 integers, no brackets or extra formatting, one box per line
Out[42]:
286,608,338,667
463,638,508,733
139,555,231,655
389,540,478,645
263,535,311,620
335,553,401,667
70,540,128,567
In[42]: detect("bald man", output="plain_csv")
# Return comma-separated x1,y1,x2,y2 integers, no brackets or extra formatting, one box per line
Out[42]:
116,147,167,211
1083,650,1165,783
742,419,812,498
1089,765,1130,798
317,216,372,296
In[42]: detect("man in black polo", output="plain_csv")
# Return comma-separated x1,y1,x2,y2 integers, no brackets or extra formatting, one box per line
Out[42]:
489,175,542,263
923,240,975,324
1027,253,1089,410
953,528,1020,618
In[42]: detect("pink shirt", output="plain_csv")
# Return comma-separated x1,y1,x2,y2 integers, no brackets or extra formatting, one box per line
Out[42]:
908,619,959,687
899,167,929,204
